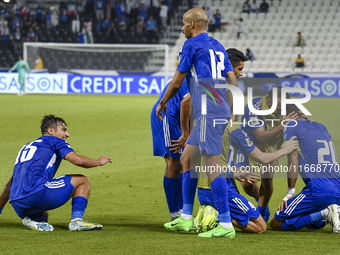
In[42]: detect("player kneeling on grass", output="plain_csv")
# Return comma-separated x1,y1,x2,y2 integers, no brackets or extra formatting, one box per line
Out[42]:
270,105,340,233
0,115,111,231
195,128,299,233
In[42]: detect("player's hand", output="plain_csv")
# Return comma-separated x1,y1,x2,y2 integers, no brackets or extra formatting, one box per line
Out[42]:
169,133,189,153
279,188,295,211
278,195,293,212
283,136,299,154
282,111,299,126
235,171,260,184
97,156,112,166
156,103,167,120
299,111,309,120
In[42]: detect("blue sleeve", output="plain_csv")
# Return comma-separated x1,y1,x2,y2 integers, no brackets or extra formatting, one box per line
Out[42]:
55,138,75,159
224,52,234,73
177,41,195,73
284,125,297,142
245,103,263,131
234,130,256,155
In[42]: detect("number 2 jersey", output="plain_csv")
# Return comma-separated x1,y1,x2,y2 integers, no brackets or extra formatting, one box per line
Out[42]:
177,33,234,121
10,136,74,202
284,120,340,197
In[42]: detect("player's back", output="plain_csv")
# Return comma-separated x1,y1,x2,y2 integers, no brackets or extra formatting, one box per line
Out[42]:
178,33,234,120
285,120,340,197
10,136,73,202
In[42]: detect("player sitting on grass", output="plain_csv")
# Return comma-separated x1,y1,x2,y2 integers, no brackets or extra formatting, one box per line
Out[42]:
270,105,340,233
0,115,111,231
151,79,190,221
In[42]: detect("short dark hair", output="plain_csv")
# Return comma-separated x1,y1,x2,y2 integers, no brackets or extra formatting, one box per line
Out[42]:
41,115,67,135
268,87,290,100
226,48,248,67
286,104,304,118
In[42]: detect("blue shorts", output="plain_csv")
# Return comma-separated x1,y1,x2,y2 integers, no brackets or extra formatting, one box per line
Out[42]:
274,188,340,221
11,175,75,221
197,182,260,226
235,149,250,169
188,116,228,155
151,107,183,159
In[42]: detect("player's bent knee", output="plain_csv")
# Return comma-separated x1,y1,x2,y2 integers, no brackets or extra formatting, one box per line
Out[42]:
71,175,91,187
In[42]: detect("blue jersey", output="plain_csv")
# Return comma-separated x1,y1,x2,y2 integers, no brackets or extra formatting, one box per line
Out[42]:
226,129,256,179
10,136,74,202
177,33,233,121
155,80,189,128
241,97,265,145
284,120,340,197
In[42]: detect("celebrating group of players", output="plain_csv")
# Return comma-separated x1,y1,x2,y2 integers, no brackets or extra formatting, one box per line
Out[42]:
151,7,340,238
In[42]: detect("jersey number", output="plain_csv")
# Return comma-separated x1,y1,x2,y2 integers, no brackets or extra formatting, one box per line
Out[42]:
209,50,225,79
15,140,42,165
316,140,337,164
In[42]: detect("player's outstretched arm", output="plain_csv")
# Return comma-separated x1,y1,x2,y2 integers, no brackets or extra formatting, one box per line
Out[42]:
248,136,298,164
169,94,191,153
0,177,12,213
156,71,187,120
252,112,298,143
65,152,112,168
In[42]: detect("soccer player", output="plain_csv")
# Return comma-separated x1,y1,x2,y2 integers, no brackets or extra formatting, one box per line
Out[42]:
151,79,190,221
196,128,299,234
156,7,238,238
197,48,247,196
240,87,297,221
0,115,111,231
270,105,340,233
8,56,30,96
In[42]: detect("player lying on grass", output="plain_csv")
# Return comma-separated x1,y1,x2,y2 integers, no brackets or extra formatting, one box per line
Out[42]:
195,128,299,234
151,79,190,221
270,104,340,233
240,87,296,222
157,7,238,238
0,115,111,231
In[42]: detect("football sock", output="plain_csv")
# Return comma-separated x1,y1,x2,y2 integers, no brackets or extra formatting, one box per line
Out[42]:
163,176,179,213
181,170,198,217
211,173,231,227
71,196,88,221
281,210,326,231
178,173,183,210
321,208,329,219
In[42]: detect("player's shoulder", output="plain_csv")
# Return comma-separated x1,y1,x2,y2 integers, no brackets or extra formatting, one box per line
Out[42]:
208,36,226,52
230,128,246,140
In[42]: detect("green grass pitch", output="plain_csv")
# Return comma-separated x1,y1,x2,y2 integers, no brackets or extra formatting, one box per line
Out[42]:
0,94,339,255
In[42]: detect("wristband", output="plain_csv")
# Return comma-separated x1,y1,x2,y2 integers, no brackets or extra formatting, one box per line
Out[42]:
287,187,295,196
283,188,295,201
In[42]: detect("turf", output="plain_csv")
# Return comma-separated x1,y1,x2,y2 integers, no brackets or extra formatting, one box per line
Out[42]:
0,94,339,255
